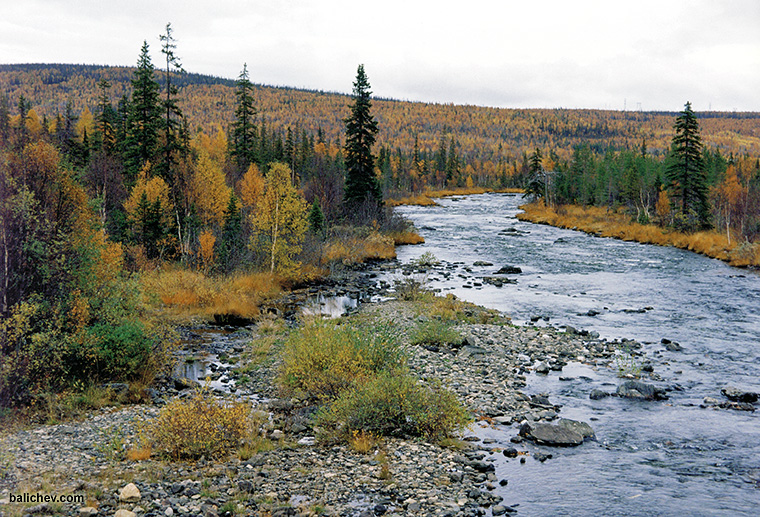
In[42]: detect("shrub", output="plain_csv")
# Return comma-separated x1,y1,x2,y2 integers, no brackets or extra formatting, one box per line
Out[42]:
144,389,251,459
393,276,432,302
279,320,404,400
316,373,470,442
410,320,464,347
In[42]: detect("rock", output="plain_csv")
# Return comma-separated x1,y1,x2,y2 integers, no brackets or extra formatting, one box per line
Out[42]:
663,341,683,352
721,387,758,404
518,422,584,446
468,459,496,473
473,261,493,266
534,362,550,374
78,507,98,516
502,447,519,458
114,511,137,517
557,418,595,439
589,389,610,400
492,505,508,516
22,504,52,515
119,483,141,503
616,380,668,400
271,507,296,517
586,309,600,317
173,376,199,391
495,265,522,275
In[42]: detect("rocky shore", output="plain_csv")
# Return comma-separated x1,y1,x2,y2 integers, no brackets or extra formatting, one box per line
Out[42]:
1,263,754,517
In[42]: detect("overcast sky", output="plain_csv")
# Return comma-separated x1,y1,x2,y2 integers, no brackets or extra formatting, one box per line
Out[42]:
2,0,759,111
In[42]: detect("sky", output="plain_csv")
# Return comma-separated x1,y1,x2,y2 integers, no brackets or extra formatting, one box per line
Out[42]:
1,0,759,112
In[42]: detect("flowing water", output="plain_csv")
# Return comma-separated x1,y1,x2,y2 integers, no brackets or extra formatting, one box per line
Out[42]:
392,193,760,516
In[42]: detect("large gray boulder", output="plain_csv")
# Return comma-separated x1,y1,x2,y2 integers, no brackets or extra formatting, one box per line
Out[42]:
518,420,593,447
616,380,668,400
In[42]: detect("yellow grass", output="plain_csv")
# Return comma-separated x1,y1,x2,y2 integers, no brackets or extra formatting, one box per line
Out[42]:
139,266,283,322
517,202,760,267
387,230,425,245
387,187,524,207
323,231,397,264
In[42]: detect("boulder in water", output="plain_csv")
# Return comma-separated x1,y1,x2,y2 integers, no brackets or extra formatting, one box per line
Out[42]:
721,386,758,404
616,380,668,401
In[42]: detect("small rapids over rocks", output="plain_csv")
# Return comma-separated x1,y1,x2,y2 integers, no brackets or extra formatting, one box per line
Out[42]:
385,192,760,516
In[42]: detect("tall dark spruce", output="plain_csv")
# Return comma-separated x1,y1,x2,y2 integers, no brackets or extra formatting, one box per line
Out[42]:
666,101,710,230
230,63,258,175
124,41,161,185
343,64,381,210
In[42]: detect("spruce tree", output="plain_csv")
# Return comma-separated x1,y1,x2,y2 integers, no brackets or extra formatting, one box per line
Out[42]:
343,64,381,208
124,41,161,185
666,101,710,230
231,63,257,173
158,22,186,184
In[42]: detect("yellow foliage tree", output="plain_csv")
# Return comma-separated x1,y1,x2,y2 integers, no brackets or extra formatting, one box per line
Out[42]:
713,165,745,244
655,187,671,225
250,162,307,275
192,125,228,167
124,163,174,217
238,163,265,210
76,107,94,141
198,229,216,273
190,150,231,227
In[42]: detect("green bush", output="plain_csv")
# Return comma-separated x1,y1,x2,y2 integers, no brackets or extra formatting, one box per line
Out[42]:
279,320,404,400
410,320,464,347
316,373,470,441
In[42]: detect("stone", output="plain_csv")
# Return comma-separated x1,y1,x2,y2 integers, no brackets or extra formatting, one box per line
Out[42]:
492,505,508,516
114,511,137,517
502,447,519,458
119,483,141,503
721,387,758,404
616,380,668,400
173,377,199,390
534,362,550,374
557,418,594,439
78,508,98,517
495,265,522,275
519,422,584,446
589,389,610,400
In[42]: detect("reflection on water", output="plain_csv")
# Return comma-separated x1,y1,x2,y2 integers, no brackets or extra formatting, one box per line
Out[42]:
301,294,360,318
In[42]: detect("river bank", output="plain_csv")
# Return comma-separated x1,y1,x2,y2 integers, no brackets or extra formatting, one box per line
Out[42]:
516,201,760,268
0,265,676,517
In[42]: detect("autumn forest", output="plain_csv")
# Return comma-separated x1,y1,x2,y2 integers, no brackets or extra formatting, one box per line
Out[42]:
2,31,760,408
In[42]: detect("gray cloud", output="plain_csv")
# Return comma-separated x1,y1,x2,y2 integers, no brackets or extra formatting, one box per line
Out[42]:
1,0,758,111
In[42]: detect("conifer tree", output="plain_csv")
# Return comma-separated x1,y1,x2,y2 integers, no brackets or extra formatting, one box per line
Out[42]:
343,64,381,208
158,22,187,184
666,101,710,230
124,41,161,185
230,63,257,174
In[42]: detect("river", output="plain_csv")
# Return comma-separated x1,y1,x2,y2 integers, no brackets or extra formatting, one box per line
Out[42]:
391,193,760,516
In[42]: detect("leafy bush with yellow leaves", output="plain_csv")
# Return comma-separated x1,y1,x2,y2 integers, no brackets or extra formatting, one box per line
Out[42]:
144,389,251,459
279,320,404,400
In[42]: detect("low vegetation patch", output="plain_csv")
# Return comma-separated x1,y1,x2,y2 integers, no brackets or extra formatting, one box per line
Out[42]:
139,267,283,322
142,388,254,460
316,373,470,442
410,320,464,348
279,320,405,400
